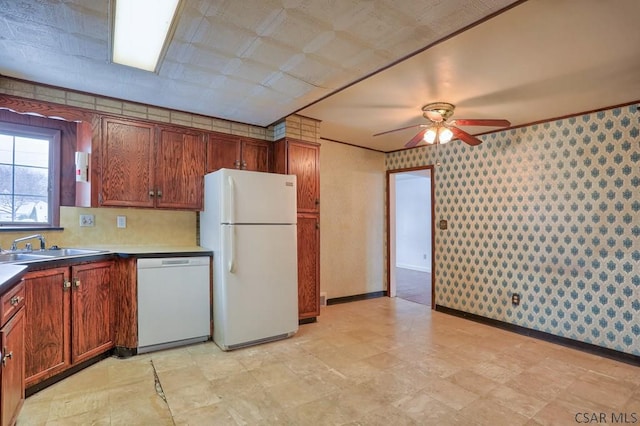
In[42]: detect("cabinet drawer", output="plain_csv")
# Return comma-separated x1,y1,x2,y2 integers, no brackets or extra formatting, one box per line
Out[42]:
0,280,25,326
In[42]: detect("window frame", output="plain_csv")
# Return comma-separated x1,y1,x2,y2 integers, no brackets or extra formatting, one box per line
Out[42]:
0,121,61,228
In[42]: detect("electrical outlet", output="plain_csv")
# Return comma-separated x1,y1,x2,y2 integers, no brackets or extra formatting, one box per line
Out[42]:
79,214,95,227
512,293,521,306
117,215,126,228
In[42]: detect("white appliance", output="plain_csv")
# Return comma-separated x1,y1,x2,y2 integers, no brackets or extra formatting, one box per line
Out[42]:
137,256,210,354
200,168,298,350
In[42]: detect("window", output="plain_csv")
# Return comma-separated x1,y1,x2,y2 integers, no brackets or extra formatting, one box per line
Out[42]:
0,122,60,228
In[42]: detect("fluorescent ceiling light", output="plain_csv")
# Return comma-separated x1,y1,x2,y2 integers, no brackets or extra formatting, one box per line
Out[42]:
112,0,180,72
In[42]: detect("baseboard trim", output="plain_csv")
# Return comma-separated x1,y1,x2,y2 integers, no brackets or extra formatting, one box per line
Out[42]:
327,291,386,305
396,263,431,273
435,305,640,367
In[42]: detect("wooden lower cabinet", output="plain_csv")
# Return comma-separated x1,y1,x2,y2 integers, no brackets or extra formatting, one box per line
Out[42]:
1,291,25,426
297,214,320,320
71,262,113,364
24,261,113,388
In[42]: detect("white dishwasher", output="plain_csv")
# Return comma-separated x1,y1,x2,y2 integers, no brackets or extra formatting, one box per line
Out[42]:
137,256,210,354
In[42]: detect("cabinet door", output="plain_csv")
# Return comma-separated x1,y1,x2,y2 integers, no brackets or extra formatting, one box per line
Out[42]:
100,118,155,207
297,214,320,320
71,262,113,364
206,134,241,172
156,128,206,210
241,139,270,172
1,308,25,426
287,142,320,213
24,268,70,387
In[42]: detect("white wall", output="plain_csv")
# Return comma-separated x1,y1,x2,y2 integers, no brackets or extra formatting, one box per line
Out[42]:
319,140,385,299
395,173,431,272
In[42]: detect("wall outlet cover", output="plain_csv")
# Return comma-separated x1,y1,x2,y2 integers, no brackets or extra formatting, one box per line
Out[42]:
512,293,521,306
79,214,95,227
117,215,126,228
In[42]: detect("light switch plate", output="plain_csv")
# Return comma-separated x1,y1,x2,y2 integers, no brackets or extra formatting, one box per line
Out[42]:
117,215,126,228
79,214,95,227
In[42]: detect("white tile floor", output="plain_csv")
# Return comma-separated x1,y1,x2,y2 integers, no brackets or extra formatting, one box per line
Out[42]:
18,297,640,425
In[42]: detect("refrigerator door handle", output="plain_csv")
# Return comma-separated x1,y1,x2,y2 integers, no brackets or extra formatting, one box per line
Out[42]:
227,175,235,224
228,226,236,273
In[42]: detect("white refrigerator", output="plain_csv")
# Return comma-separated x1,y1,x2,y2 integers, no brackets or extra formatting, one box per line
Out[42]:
200,168,298,350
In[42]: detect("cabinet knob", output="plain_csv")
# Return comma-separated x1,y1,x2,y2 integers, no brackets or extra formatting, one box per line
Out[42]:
2,350,12,366
9,296,22,306
157,189,162,198
73,278,81,288
234,160,241,169
149,190,155,197
63,280,71,290
241,161,247,169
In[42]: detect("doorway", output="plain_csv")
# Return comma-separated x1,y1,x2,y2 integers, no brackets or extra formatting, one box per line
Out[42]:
387,166,435,308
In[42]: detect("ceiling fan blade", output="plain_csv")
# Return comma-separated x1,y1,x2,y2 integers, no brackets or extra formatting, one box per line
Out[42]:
451,126,482,146
373,124,425,137
405,129,427,148
451,118,511,127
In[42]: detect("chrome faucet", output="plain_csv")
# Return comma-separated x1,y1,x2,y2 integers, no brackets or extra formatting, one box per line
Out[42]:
10,234,46,251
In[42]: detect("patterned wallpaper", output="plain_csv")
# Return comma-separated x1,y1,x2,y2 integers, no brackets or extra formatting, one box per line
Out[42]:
385,103,639,356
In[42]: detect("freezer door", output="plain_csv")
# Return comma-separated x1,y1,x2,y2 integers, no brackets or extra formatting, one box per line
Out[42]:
215,224,298,348
219,169,297,224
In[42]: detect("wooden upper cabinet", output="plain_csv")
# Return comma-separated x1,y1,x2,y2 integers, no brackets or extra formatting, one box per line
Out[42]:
99,118,155,208
206,133,270,173
206,134,241,172
97,117,206,210
241,139,270,172
273,139,320,213
156,128,206,210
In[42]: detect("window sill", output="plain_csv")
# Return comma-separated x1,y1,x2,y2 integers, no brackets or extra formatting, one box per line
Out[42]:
0,226,64,232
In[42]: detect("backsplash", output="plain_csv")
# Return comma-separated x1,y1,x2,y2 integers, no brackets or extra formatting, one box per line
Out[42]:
386,103,639,356
0,207,197,249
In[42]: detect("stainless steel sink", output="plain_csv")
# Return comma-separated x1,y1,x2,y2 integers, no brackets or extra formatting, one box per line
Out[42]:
0,248,109,264
0,253,52,263
37,248,107,257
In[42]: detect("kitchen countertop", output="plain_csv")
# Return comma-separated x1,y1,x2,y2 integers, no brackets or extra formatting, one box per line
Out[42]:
80,245,213,258
0,263,28,294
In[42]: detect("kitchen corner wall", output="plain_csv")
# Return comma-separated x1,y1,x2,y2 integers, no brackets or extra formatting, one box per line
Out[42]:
385,103,639,356
320,140,386,299
0,207,197,250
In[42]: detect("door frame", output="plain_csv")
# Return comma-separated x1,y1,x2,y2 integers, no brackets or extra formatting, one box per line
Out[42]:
386,165,436,309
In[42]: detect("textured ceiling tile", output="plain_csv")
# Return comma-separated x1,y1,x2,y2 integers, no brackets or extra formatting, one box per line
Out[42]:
8,0,588,132
245,39,304,71
191,20,256,56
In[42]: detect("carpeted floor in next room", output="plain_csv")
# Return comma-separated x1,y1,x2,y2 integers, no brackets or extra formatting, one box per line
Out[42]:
395,267,431,306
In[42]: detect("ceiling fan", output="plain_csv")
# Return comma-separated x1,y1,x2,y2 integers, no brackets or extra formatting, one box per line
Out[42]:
373,102,511,148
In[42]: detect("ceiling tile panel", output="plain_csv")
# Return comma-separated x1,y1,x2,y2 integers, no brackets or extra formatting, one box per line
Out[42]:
3,0,636,142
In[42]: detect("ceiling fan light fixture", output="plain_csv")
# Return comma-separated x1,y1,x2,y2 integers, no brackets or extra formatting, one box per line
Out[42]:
439,126,453,144
423,128,437,144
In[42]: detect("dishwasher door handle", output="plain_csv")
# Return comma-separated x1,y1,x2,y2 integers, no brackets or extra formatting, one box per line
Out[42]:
161,259,190,266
